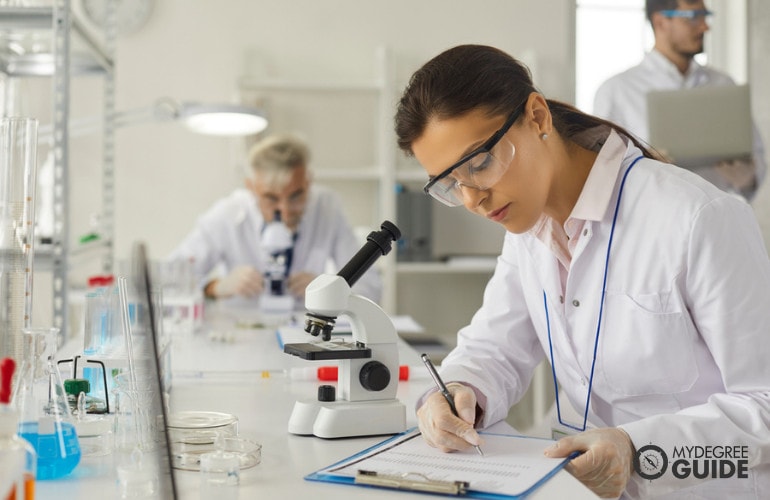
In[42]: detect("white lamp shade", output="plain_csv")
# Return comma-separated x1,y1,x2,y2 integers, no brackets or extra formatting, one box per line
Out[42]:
179,103,268,136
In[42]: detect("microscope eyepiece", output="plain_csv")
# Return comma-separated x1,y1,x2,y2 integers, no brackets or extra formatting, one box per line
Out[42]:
337,220,401,287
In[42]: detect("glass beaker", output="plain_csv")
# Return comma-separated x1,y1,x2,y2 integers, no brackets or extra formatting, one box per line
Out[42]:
112,372,159,454
0,118,39,372
12,327,81,479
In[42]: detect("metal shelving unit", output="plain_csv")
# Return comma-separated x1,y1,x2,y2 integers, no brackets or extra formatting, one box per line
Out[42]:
0,0,115,339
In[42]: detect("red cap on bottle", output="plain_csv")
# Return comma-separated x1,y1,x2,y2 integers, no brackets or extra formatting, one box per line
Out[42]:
0,358,16,404
87,275,115,287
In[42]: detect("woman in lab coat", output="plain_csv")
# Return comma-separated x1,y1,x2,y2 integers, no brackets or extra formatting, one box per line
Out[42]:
396,45,770,499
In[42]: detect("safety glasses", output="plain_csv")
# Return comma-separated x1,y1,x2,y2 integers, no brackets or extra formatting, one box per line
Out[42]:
659,9,713,25
423,105,523,207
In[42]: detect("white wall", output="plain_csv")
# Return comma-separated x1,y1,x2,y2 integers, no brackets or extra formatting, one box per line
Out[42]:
93,0,576,261
749,0,770,246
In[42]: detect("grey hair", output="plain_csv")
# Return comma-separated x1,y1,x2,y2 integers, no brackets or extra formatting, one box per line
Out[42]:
247,133,311,189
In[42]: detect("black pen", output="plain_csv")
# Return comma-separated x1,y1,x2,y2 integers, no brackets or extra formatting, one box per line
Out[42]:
420,353,484,456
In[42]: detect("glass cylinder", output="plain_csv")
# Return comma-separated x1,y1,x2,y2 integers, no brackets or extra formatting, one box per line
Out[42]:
0,118,39,373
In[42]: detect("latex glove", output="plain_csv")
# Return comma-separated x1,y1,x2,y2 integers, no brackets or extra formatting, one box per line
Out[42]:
287,272,316,298
544,427,634,499
210,266,263,298
715,158,756,194
416,382,483,453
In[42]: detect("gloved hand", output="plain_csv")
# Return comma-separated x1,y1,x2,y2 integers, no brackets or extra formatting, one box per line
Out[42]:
544,427,634,499
416,382,483,453
715,158,756,197
287,272,317,298
210,266,263,298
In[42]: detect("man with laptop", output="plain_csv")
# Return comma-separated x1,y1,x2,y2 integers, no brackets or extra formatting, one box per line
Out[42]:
593,0,766,201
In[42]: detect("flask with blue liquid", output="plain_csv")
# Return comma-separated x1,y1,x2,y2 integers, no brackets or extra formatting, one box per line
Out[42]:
13,327,81,479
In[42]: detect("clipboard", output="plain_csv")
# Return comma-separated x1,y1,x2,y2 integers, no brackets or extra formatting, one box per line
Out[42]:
305,427,574,499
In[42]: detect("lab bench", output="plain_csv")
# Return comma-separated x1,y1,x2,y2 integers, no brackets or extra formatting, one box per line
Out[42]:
38,306,598,499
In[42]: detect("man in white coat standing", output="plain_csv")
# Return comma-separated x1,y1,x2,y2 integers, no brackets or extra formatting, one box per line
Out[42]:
593,0,766,201
168,133,382,303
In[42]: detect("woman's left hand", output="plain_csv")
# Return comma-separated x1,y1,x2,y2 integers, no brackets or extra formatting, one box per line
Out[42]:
544,427,634,499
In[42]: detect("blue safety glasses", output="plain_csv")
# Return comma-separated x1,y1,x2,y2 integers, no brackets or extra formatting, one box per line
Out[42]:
659,9,713,24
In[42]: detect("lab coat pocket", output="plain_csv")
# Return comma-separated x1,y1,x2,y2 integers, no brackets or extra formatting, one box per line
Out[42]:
599,292,698,396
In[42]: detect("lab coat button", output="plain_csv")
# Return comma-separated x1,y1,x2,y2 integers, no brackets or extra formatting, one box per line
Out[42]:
572,299,580,307
559,295,564,304
581,378,587,386
583,228,588,236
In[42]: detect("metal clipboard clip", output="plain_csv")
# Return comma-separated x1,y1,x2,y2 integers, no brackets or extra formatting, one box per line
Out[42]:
355,469,470,495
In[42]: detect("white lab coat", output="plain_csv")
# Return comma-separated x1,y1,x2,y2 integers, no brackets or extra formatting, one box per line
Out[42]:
168,185,382,303
593,49,767,200
437,133,770,498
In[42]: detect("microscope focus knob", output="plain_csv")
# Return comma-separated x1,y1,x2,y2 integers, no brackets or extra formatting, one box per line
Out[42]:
359,361,391,392
318,384,336,402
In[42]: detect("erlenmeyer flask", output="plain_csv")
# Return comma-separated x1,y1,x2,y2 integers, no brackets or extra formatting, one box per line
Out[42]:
12,327,81,479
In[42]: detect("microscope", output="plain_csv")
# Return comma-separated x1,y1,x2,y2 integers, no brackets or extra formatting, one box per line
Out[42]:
259,210,295,313
283,221,406,438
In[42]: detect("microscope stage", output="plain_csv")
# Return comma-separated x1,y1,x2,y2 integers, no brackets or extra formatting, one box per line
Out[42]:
283,342,372,360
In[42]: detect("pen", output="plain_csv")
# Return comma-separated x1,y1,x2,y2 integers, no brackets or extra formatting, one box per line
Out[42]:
420,353,483,456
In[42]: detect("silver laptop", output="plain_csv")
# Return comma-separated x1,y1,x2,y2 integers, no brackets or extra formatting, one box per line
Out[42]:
647,84,752,169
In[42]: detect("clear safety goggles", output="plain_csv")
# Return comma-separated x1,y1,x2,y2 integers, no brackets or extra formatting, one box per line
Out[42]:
423,107,521,207
258,189,307,211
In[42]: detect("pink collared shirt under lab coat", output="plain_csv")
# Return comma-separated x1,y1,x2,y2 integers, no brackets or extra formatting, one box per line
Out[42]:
431,129,770,499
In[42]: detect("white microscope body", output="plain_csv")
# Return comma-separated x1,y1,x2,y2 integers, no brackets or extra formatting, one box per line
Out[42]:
259,210,295,313
284,222,406,438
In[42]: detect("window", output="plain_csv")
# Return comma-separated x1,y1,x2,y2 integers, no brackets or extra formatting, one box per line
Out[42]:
575,0,652,113
575,0,744,114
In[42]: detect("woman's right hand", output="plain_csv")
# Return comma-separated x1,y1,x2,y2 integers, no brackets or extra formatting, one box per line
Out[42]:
416,382,483,452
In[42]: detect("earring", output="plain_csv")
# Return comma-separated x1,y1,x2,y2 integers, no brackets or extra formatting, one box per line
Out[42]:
540,133,548,140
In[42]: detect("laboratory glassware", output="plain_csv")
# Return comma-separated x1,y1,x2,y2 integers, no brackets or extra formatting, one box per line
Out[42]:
199,437,240,500
72,392,112,457
112,372,158,453
0,117,39,370
1,357,35,500
13,327,81,479
59,356,109,415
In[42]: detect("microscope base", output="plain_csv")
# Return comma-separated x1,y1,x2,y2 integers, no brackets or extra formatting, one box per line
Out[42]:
288,398,406,438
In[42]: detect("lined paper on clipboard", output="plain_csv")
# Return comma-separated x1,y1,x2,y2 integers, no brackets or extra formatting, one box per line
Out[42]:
306,428,572,498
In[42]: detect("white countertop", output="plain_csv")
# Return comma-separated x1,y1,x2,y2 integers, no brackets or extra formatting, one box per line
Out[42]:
37,305,598,499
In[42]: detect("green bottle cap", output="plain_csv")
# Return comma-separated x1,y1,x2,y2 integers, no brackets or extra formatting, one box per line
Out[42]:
63,378,90,395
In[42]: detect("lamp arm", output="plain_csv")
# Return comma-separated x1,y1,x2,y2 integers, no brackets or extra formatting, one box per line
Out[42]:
38,97,184,144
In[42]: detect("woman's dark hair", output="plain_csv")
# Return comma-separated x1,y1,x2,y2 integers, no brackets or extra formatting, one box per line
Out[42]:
395,44,655,159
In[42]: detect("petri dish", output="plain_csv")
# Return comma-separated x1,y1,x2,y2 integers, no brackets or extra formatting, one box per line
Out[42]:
172,437,261,471
167,411,239,445
167,411,249,471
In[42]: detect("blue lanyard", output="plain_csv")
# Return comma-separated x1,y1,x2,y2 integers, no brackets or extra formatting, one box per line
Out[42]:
544,155,643,432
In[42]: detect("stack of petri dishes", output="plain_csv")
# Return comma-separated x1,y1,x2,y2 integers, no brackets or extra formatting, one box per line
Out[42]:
166,411,261,471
